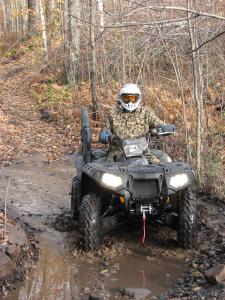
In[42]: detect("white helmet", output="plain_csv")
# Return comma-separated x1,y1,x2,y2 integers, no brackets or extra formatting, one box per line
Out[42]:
119,83,141,112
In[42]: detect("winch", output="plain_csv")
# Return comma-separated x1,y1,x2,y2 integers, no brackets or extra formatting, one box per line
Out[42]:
131,204,157,215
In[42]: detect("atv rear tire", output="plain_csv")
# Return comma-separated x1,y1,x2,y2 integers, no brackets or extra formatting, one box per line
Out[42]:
71,177,80,220
79,193,102,251
178,189,197,249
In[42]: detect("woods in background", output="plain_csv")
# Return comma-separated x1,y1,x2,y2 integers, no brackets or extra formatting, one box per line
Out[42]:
0,0,224,194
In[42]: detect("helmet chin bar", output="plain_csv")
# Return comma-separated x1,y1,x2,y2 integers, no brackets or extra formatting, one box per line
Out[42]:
120,98,141,112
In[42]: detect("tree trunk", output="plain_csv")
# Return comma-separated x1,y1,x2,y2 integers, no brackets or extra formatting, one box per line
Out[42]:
28,0,36,34
66,0,80,84
90,0,97,120
187,0,202,176
174,48,191,161
119,0,126,84
97,0,104,33
39,0,48,62
10,1,16,33
49,0,55,10
2,0,9,33
97,0,106,84
21,0,27,37
46,0,55,23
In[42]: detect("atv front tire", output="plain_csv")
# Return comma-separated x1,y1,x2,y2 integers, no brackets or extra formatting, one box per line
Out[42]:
79,193,102,251
178,189,197,249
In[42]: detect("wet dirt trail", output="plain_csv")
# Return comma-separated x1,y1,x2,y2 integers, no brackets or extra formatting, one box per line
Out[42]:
0,155,187,299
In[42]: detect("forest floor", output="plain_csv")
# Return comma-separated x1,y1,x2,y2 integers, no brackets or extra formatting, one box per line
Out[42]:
0,40,119,166
0,44,225,299
0,47,79,165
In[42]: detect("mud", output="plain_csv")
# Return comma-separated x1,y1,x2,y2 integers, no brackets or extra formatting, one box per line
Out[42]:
0,211,38,295
0,155,224,299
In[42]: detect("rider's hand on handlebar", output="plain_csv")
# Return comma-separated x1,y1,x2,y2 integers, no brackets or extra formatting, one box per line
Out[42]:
99,131,121,146
160,124,176,132
155,124,176,135
110,134,121,147
99,130,112,144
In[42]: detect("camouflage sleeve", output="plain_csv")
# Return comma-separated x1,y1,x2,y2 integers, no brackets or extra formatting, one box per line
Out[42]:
146,108,163,128
102,111,113,132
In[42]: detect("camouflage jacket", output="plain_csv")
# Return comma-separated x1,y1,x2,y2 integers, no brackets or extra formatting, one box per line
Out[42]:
102,103,163,140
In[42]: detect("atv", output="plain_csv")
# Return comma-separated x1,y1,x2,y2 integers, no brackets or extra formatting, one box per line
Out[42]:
71,107,197,251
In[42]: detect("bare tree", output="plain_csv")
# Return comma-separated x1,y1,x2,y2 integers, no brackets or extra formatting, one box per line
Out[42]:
28,0,37,34
90,0,97,120
187,0,202,175
66,0,80,84
39,0,48,62
2,0,10,33
45,0,55,24
49,0,55,10
97,0,104,33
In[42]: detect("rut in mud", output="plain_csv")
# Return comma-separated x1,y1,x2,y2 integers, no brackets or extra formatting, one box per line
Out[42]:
0,155,224,299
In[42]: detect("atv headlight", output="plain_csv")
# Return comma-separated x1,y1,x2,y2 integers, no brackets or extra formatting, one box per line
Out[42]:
101,173,122,188
170,174,188,188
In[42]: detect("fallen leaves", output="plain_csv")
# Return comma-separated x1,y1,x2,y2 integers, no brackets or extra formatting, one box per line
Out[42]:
0,210,13,246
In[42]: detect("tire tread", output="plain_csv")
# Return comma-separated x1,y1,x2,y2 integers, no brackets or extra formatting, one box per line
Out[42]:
178,190,197,249
79,193,101,251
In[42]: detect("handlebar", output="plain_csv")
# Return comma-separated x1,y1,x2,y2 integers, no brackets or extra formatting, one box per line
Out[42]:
151,124,176,137
109,134,122,147
100,124,175,147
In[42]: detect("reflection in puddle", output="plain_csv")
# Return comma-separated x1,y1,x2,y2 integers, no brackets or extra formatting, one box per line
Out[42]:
8,237,73,300
6,235,186,300
105,254,186,295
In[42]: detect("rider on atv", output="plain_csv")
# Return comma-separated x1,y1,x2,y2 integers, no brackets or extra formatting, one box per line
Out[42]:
73,87,197,251
99,83,175,162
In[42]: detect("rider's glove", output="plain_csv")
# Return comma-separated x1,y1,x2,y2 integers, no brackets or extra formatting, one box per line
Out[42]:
110,135,121,147
99,130,112,144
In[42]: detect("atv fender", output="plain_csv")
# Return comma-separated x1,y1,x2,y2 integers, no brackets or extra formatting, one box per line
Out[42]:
151,149,172,163
74,151,85,178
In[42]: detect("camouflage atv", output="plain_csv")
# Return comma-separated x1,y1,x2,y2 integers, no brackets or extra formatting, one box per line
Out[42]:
71,107,197,251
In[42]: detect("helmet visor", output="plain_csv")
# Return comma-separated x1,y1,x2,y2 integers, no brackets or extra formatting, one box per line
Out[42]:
122,94,139,104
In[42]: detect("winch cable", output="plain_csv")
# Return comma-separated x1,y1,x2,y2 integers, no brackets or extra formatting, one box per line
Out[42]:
141,211,146,245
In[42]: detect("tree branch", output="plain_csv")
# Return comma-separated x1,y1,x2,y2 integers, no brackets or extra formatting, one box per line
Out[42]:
106,16,199,28
69,13,199,29
124,2,225,21
69,13,96,26
156,6,225,21
186,28,225,53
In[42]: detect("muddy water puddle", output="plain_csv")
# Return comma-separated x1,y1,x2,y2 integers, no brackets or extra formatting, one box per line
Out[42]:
0,155,187,299
5,236,184,300
105,254,185,295
4,234,98,300
5,234,186,300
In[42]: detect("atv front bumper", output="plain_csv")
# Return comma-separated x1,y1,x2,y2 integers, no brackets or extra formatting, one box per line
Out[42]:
82,161,196,198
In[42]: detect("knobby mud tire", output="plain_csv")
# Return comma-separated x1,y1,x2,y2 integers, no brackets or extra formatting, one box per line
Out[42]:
79,193,102,251
178,190,197,249
71,177,80,220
